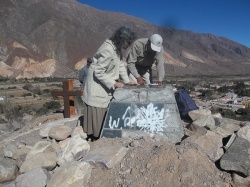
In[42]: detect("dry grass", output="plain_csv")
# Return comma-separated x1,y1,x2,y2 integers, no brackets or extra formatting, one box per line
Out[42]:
0,82,63,109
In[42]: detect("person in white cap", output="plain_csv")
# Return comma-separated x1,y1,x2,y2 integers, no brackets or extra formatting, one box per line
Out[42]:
127,34,165,85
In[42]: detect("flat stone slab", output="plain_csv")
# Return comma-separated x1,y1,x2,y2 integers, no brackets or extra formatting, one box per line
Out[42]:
220,137,250,176
101,84,184,143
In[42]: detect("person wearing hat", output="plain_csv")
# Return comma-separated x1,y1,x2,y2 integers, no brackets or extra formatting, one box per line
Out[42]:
78,57,93,87
127,34,165,85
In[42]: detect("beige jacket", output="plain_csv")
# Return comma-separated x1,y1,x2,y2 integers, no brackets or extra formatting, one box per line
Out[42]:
83,39,130,108
127,38,165,81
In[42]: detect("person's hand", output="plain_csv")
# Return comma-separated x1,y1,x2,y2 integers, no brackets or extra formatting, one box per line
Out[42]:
154,80,163,85
126,81,138,86
114,82,124,88
137,76,144,85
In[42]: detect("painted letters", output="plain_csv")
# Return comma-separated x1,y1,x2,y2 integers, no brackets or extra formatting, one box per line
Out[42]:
108,103,165,133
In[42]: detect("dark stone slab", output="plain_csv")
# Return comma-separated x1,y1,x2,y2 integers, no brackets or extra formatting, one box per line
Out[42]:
100,84,184,143
101,129,122,138
220,137,250,176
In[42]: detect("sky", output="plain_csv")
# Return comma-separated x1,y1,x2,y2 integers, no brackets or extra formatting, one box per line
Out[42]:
77,0,250,48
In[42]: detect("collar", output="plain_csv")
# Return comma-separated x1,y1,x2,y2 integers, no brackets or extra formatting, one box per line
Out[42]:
105,39,116,51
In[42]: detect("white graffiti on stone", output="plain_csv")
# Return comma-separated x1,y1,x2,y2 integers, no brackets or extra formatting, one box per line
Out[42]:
108,103,166,133
108,116,120,129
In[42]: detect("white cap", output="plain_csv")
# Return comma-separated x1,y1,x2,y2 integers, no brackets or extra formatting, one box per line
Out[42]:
149,34,163,52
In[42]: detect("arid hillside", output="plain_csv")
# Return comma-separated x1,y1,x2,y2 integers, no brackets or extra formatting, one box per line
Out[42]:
0,0,250,79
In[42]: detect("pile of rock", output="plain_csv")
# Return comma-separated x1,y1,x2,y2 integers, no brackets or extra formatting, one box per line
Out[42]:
0,108,250,186
187,109,250,186
0,116,130,187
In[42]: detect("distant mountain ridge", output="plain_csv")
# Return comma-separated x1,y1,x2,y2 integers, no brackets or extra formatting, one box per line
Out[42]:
0,0,250,79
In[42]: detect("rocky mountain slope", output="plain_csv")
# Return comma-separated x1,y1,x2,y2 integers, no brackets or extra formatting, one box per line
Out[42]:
0,0,250,79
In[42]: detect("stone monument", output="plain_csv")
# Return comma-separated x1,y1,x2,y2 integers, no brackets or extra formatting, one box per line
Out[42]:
100,84,184,143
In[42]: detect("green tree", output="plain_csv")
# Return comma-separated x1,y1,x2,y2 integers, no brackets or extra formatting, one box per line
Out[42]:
43,101,61,110
200,90,214,100
234,82,246,96
237,108,250,120
22,83,33,91
43,89,51,94
221,110,237,119
36,107,48,116
32,86,42,95
35,101,61,117
218,85,229,93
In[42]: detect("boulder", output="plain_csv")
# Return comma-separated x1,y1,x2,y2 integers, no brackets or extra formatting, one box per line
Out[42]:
83,146,127,169
220,137,250,176
47,161,92,187
0,158,18,183
15,167,50,187
20,152,57,173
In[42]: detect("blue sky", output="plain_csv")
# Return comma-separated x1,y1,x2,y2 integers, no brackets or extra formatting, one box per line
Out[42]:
77,0,250,48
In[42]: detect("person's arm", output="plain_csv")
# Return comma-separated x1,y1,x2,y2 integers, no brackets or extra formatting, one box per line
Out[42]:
127,43,140,79
78,67,84,84
119,60,130,84
155,49,165,83
119,60,138,85
127,43,145,84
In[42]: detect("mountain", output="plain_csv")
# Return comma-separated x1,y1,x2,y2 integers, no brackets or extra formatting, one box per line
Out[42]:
0,0,250,79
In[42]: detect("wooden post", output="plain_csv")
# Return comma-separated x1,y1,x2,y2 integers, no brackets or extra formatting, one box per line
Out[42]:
51,80,82,118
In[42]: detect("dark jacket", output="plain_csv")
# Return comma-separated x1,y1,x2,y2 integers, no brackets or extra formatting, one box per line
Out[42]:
79,65,90,86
